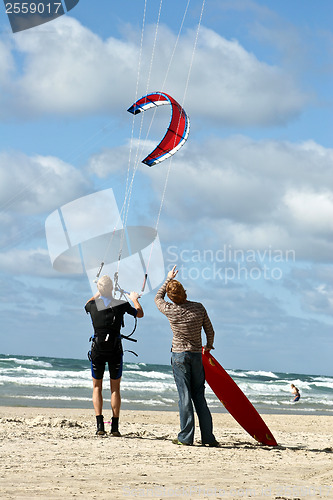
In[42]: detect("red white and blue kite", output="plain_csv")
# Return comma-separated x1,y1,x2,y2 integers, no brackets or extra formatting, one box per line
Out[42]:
127,92,190,167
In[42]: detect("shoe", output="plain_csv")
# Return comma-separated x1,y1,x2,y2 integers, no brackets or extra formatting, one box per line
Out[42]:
172,438,192,446
110,431,121,437
202,440,220,447
96,415,106,435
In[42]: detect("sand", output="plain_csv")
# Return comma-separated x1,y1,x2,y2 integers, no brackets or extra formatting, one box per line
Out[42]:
0,407,332,500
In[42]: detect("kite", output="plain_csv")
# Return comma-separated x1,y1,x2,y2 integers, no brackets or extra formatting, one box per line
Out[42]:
127,92,190,166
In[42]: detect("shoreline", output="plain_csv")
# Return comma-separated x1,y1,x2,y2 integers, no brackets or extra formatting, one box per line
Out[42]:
2,354,332,420
0,401,332,417
1,407,332,499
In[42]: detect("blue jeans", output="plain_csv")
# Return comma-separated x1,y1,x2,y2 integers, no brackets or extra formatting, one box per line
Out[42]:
171,351,215,445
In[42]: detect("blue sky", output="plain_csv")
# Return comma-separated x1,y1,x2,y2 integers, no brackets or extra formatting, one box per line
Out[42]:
0,0,332,375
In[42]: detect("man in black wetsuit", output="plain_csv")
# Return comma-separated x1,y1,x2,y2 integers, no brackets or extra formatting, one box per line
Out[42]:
85,275,144,436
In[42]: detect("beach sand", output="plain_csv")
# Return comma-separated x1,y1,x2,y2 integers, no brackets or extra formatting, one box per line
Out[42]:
0,407,332,499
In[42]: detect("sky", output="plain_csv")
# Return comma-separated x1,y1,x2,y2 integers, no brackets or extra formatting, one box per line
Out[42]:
0,0,332,375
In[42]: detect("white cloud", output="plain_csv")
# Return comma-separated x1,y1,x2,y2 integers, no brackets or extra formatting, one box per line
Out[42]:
0,212,44,251
82,135,333,263
1,18,307,126
0,248,54,277
87,144,132,178
288,265,333,316
180,26,307,125
9,17,137,116
142,136,333,260
0,38,14,85
284,190,333,234
0,151,91,215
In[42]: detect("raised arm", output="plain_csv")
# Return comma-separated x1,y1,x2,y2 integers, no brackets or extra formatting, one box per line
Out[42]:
154,265,178,313
126,292,144,318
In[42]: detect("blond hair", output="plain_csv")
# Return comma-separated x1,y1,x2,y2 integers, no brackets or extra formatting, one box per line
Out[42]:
97,275,113,297
166,280,187,304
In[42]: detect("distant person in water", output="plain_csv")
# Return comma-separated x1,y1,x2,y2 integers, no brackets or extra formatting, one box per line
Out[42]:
291,384,300,402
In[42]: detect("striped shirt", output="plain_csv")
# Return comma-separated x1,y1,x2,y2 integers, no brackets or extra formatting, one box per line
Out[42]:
154,278,215,353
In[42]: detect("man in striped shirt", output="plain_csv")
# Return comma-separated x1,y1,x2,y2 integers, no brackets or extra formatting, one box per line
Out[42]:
155,265,219,447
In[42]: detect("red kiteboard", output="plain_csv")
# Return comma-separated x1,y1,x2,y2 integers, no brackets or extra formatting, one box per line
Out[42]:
202,348,278,446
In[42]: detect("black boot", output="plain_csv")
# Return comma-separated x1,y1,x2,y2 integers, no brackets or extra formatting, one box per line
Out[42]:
96,415,106,435
110,416,121,437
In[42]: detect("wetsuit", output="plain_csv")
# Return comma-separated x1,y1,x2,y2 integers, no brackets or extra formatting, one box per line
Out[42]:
85,297,137,380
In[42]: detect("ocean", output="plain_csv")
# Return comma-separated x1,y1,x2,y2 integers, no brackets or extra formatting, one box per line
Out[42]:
0,353,332,415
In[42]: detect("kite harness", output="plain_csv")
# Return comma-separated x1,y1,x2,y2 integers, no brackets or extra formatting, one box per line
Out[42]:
88,272,147,358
